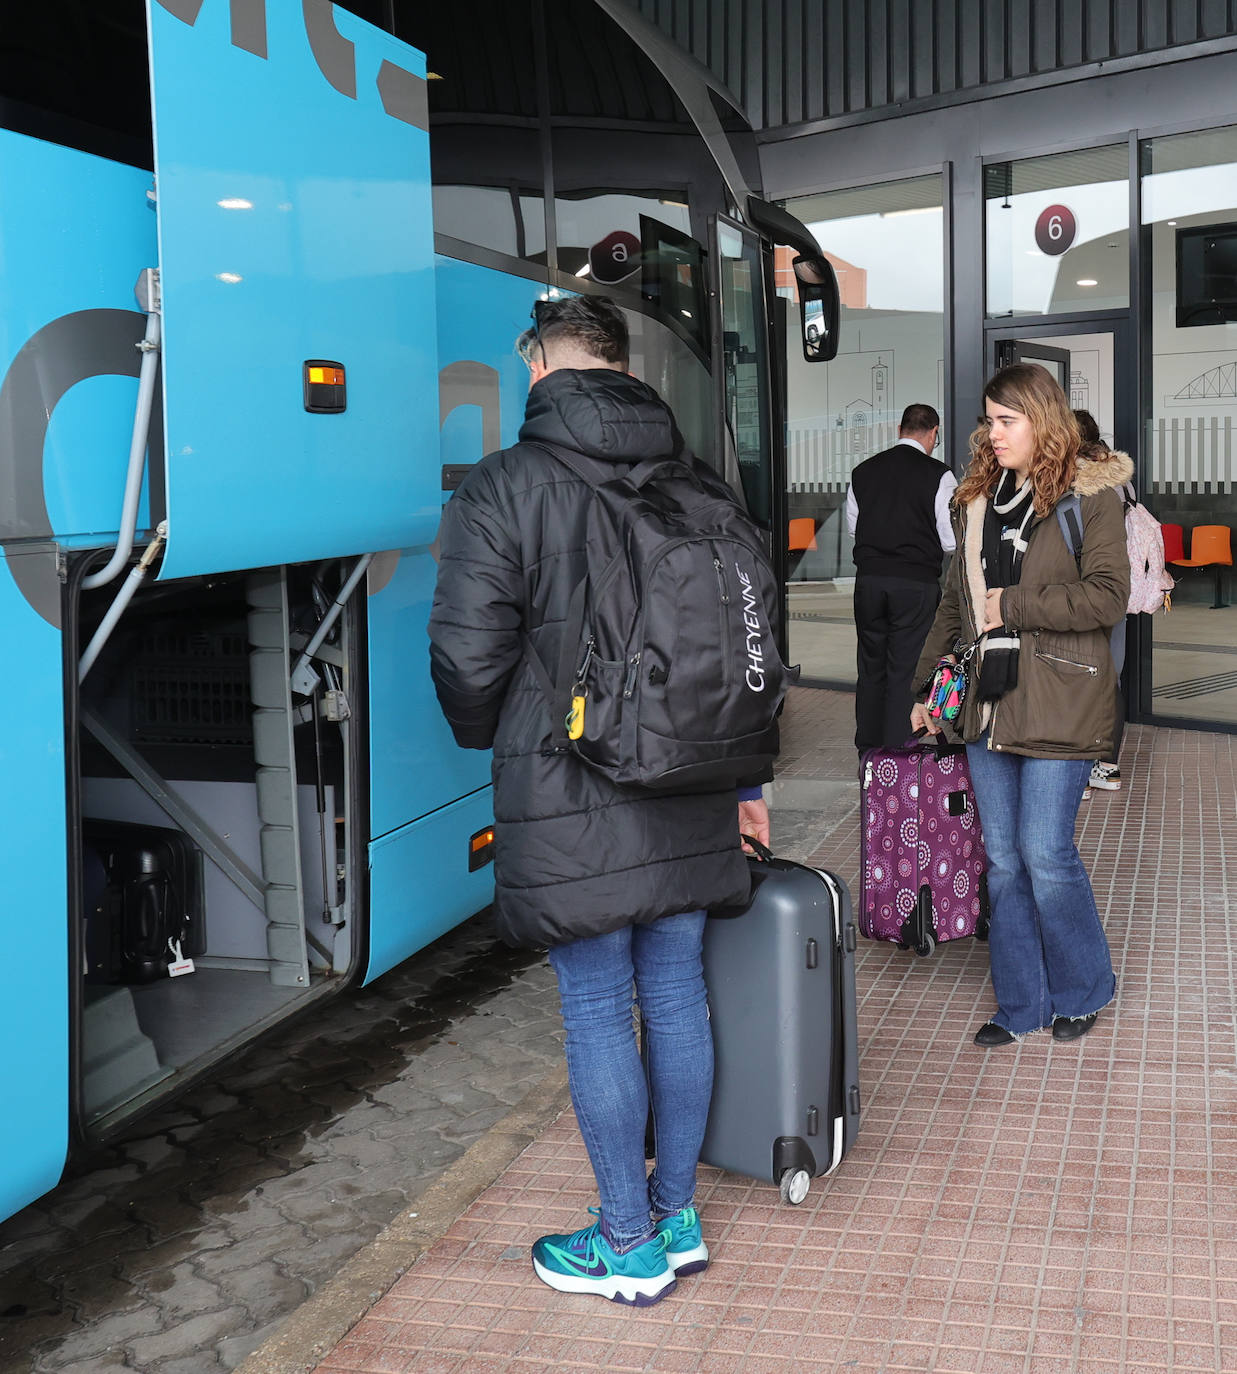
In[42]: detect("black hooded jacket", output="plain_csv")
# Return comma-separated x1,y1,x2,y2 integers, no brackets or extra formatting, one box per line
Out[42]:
428,367,752,948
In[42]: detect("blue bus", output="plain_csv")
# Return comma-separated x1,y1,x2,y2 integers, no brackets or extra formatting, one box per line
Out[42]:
0,0,835,1224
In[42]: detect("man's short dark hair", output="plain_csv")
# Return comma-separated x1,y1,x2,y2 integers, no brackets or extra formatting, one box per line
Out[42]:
520,295,629,368
899,403,939,435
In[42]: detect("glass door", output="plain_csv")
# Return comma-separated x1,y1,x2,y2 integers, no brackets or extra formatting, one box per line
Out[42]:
989,319,1134,457
995,339,1072,388
989,323,1132,449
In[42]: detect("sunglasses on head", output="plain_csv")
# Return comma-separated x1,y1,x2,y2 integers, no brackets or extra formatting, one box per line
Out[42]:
519,298,555,366
530,298,556,343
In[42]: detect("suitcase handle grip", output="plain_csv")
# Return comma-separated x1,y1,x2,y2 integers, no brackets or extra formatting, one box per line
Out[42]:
740,834,774,863
904,732,965,758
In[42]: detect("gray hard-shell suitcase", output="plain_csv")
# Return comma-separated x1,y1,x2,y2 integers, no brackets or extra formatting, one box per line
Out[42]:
700,843,861,1204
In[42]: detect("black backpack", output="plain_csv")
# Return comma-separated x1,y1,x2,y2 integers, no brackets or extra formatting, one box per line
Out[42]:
525,442,798,791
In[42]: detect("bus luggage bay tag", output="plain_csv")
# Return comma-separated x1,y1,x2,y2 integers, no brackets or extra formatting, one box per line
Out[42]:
167,938,195,978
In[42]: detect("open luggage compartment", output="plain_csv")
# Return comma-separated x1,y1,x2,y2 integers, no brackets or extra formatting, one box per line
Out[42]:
73,560,362,1134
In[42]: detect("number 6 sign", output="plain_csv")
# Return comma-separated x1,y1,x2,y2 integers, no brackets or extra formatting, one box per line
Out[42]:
1035,204,1077,256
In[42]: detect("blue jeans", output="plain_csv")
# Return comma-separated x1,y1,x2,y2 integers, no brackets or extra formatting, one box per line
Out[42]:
547,910,713,1248
966,741,1115,1035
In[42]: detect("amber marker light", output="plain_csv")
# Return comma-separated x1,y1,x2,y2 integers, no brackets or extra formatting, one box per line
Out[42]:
468,826,496,871
303,359,347,413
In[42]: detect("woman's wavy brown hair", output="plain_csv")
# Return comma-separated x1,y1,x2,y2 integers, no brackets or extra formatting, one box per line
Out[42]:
955,363,1089,517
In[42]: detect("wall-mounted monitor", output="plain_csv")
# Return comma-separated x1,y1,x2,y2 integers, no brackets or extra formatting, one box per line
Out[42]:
1176,223,1237,327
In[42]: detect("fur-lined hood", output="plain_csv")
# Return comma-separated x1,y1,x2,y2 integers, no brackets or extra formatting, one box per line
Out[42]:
1073,446,1133,497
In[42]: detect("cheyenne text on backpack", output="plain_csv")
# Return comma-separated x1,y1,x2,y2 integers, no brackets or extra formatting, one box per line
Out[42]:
525,441,797,790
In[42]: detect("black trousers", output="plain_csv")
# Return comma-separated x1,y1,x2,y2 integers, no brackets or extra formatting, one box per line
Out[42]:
854,573,942,751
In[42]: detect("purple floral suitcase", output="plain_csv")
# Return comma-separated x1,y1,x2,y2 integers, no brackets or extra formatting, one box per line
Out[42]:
859,741,990,956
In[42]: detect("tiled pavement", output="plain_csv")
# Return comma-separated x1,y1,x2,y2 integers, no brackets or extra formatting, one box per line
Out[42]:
0,912,564,1374
311,688,1237,1374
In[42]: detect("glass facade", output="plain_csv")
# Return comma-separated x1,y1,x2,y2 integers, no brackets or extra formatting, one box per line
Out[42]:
780,174,945,684
1141,125,1237,729
985,144,1129,318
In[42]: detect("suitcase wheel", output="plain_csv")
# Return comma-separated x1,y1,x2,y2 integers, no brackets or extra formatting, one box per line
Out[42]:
913,886,936,957
779,1168,811,1205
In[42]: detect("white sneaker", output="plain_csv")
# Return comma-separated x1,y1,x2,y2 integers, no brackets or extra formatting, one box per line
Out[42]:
1089,762,1121,791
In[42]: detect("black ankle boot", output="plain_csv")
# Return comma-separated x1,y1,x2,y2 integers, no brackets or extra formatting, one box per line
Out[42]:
1052,1013,1097,1041
973,1021,1016,1047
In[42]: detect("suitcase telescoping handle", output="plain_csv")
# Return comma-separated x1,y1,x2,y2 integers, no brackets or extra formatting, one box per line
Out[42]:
741,835,774,862
908,729,965,758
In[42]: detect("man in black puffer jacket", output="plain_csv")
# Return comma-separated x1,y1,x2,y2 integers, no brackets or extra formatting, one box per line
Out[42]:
429,296,770,1307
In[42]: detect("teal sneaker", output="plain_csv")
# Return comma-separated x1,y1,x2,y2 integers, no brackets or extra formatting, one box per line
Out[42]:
657,1206,709,1276
531,1213,675,1306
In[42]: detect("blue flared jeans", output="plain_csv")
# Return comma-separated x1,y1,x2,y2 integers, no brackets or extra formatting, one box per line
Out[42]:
965,740,1115,1035
547,910,713,1248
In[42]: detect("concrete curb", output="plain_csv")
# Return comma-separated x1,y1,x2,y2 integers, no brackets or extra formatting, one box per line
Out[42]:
235,1063,571,1374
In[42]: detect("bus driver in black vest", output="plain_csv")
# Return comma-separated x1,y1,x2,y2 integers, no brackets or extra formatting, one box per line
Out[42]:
845,403,957,752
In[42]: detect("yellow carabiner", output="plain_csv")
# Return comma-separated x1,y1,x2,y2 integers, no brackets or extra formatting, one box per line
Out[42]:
566,693,586,740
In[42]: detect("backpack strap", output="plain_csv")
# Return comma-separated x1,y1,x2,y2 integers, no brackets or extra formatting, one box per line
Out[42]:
524,439,609,487
519,440,603,752
628,457,706,492
517,441,710,753
521,575,589,755
1054,491,1126,667
1055,493,1084,570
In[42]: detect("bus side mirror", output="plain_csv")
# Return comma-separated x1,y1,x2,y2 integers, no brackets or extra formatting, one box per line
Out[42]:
795,254,839,362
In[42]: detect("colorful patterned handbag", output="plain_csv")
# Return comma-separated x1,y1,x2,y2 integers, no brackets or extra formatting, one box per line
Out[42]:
923,638,980,724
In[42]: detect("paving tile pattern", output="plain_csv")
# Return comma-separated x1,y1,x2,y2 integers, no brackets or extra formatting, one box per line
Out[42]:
0,917,564,1373
317,688,1237,1374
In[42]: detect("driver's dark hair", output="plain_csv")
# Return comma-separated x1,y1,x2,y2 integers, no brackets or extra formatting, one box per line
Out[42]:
899,402,939,436
523,294,629,368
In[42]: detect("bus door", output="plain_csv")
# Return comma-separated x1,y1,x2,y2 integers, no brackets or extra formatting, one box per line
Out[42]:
145,0,440,580
713,215,777,540
714,205,838,660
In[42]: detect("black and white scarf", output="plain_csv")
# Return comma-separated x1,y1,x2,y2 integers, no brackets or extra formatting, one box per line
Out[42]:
976,470,1036,701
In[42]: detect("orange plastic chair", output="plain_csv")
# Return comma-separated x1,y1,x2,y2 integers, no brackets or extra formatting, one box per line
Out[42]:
1170,524,1232,608
787,517,818,580
788,517,818,552
1160,522,1185,564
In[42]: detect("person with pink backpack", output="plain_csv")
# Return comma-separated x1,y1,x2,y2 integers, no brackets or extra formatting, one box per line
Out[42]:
1072,411,1174,794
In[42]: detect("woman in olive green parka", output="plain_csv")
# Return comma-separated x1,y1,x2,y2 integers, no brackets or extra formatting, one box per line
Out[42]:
912,364,1129,1048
